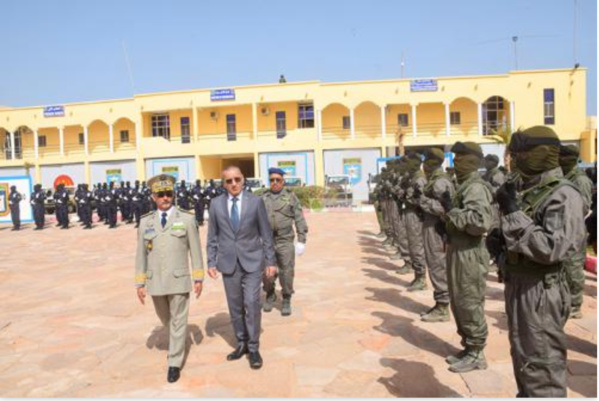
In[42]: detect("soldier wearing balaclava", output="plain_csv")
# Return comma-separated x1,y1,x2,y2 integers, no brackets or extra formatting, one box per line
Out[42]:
496,126,585,397
439,141,492,373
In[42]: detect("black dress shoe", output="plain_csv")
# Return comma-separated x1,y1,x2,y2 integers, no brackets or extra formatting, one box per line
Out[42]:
227,345,249,361
249,351,263,369
167,366,180,383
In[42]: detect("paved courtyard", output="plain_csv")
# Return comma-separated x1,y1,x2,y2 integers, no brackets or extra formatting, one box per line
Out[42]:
0,211,596,397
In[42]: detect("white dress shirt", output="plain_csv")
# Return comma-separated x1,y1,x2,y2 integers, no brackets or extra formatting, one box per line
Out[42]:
227,191,243,218
159,205,175,222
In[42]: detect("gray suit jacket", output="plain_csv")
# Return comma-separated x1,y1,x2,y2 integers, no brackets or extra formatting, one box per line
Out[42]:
207,191,276,274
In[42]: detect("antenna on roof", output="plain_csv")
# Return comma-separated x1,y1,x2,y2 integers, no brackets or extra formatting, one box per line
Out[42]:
121,40,136,95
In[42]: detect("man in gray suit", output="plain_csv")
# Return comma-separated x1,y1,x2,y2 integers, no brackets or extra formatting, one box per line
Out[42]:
207,166,277,370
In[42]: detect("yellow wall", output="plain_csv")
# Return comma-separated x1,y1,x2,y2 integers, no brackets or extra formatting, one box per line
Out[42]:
354,102,381,137
88,120,109,154
197,105,253,136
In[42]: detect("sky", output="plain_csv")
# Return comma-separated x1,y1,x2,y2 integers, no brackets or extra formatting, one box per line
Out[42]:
1,0,597,114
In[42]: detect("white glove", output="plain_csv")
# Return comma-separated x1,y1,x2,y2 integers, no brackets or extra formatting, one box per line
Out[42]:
295,242,306,256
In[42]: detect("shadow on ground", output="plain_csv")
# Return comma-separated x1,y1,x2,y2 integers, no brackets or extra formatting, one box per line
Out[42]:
145,324,204,368
378,357,462,397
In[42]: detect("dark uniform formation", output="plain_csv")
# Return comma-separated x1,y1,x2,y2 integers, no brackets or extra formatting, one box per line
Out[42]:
373,126,596,396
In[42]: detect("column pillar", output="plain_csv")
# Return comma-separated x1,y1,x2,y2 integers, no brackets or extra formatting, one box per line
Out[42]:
477,102,483,136
59,126,65,156
317,109,322,141
509,101,515,131
135,119,142,149
349,108,355,140
444,103,451,136
34,129,39,159
411,104,417,137
9,130,15,159
83,125,89,156
252,103,258,141
109,124,114,153
381,105,386,140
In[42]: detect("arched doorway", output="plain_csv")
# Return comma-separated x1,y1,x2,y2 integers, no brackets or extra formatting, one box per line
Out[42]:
482,96,509,135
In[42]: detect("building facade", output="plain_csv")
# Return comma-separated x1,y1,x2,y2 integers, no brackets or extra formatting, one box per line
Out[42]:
0,67,594,202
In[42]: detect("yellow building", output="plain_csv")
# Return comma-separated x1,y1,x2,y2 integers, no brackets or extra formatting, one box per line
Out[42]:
0,67,594,202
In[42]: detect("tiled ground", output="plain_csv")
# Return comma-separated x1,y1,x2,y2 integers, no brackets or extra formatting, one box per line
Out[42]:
0,211,596,397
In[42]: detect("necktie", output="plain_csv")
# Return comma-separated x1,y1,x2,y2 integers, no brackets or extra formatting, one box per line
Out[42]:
161,212,168,228
231,197,239,231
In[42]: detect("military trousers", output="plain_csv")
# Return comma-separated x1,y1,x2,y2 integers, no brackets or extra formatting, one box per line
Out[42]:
194,202,205,224
404,206,426,275
57,205,68,228
447,241,489,348
381,199,393,238
374,200,384,233
504,271,570,397
388,200,400,246
263,238,295,297
33,204,44,228
152,293,190,368
423,214,449,303
10,205,20,229
81,204,92,227
564,238,587,310
391,206,411,262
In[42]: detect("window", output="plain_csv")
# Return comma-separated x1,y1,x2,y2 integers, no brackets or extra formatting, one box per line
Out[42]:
276,111,287,139
38,135,47,147
181,117,191,144
342,116,351,130
450,112,461,125
78,133,84,145
398,113,409,127
151,114,170,139
544,89,555,125
298,103,315,128
226,114,236,141
120,130,129,143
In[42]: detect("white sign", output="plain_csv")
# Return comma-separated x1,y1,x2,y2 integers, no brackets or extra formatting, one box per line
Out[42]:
0,175,33,223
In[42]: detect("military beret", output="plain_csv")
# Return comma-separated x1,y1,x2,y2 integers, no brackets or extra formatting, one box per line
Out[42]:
147,174,175,193
425,148,445,162
268,167,286,176
559,144,580,157
451,141,484,158
484,154,500,163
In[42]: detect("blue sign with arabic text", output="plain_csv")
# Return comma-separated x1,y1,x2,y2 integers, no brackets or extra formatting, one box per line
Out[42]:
43,106,65,117
410,79,438,92
210,89,235,101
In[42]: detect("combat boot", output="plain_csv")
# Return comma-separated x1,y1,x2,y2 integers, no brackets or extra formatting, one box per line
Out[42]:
421,302,449,322
263,292,276,313
281,296,292,316
445,349,469,365
396,262,413,275
382,237,393,246
448,348,487,373
389,251,403,261
407,275,427,292
570,306,583,319
375,232,386,239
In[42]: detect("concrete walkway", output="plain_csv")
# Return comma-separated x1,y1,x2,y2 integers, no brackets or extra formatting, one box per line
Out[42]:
0,212,596,397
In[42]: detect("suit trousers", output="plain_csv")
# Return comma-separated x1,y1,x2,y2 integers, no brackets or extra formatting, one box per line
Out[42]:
222,262,262,352
152,293,190,368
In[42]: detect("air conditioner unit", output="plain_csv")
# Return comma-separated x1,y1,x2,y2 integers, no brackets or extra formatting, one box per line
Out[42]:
210,111,219,120
260,106,270,116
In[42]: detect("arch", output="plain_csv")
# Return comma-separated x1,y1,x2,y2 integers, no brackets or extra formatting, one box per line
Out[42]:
87,119,109,128
112,116,135,126
321,102,350,112
353,100,383,110
449,96,477,106
354,101,382,138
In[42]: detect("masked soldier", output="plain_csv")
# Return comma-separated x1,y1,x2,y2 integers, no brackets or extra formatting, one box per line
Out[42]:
93,182,104,222
383,162,401,257
74,184,83,223
481,154,505,227
441,142,492,373
141,181,152,214
130,180,144,228
176,180,190,210
403,152,428,291
54,184,69,229
191,180,205,226
416,148,455,322
79,183,93,229
559,145,593,319
261,167,308,316
494,127,584,397
370,174,386,239
378,167,394,248
106,182,118,228
31,184,45,230
8,186,22,230
391,158,413,273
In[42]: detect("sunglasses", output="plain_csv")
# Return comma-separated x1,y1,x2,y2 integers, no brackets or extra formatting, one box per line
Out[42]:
225,177,243,185
156,190,174,198
270,177,283,183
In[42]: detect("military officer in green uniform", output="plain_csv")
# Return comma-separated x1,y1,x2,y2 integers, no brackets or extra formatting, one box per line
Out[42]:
135,174,204,383
495,127,585,397
559,144,593,319
261,167,309,316
416,148,455,322
441,142,492,373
